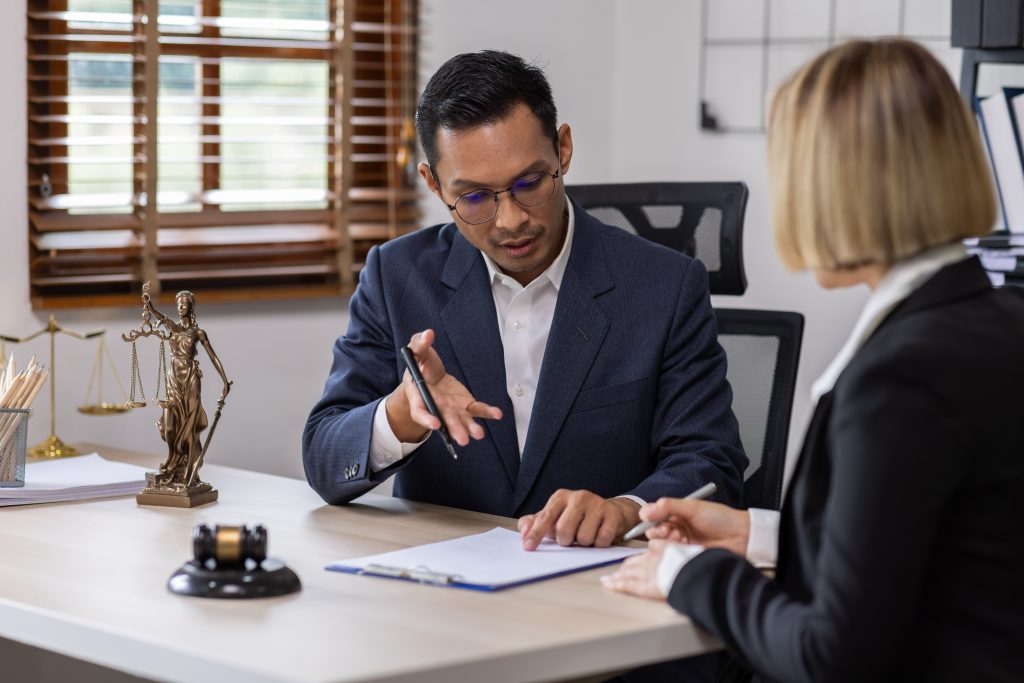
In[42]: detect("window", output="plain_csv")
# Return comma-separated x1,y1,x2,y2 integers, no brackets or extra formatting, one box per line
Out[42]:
27,0,419,307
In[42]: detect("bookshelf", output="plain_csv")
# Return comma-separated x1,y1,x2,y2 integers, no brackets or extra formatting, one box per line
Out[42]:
959,47,1024,285
960,48,1024,99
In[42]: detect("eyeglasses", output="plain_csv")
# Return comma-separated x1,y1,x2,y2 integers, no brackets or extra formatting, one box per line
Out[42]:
433,168,562,225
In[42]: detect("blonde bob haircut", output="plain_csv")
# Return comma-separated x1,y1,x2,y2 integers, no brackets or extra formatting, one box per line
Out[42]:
768,38,996,271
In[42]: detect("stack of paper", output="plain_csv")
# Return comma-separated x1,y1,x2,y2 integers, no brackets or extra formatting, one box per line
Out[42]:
0,453,148,506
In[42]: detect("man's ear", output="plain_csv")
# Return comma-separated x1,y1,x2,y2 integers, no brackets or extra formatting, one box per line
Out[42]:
557,123,573,175
418,162,443,201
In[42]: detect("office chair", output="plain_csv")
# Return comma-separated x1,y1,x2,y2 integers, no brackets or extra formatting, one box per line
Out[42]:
567,182,748,295
567,182,802,510
714,308,803,510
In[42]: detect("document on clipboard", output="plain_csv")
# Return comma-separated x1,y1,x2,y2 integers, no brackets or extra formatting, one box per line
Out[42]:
326,527,645,592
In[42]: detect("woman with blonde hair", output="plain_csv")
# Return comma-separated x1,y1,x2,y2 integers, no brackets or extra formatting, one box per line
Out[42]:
603,39,1024,682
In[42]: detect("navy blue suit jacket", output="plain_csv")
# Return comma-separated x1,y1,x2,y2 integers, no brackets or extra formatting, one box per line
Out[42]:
303,202,746,517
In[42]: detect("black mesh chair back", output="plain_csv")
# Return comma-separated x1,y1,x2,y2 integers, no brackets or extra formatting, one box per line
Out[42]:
715,308,803,510
568,182,748,295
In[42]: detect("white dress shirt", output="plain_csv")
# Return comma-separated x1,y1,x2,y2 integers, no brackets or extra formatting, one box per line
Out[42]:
368,203,577,471
654,242,970,596
484,203,575,457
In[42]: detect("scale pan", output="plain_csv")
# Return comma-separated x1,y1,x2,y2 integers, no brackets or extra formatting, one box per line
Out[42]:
78,402,133,415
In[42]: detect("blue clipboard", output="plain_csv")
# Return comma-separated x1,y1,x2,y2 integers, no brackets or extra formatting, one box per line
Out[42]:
326,527,644,592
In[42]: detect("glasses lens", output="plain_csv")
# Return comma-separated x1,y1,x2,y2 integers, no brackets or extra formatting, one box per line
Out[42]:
510,171,556,207
455,189,497,224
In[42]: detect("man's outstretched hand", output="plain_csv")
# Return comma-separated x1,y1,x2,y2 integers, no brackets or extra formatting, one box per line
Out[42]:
385,329,502,444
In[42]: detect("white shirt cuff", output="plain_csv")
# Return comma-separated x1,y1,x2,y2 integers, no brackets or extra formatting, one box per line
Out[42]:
615,494,646,508
655,543,705,597
369,398,428,473
746,508,781,569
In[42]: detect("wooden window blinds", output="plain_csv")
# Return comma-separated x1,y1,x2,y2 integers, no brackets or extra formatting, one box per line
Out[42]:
27,0,419,308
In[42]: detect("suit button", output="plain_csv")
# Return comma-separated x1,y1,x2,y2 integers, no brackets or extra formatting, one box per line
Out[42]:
352,462,360,476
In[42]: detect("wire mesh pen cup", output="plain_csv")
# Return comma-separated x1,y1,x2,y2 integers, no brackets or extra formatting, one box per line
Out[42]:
0,408,31,488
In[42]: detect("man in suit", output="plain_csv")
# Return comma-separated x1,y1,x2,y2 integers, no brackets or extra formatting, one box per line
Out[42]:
303,50,745,553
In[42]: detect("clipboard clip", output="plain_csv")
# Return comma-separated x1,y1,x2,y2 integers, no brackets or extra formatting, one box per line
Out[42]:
360,563,459,586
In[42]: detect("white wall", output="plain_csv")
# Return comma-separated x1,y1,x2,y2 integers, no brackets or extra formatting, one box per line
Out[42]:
2,0,952,485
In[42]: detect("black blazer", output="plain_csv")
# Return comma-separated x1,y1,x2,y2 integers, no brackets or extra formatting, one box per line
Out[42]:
669,257,1024,682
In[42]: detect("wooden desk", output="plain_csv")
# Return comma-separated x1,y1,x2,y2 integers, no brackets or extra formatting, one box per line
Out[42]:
0,445,720,683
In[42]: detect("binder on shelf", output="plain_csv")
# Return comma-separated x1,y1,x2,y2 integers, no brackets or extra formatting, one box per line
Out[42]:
952,0,984,47
1006,87,1024,168
965,233,1024,248
976,105,1008,231
982,0,1024,48
978,93,1024,232
979,252,1024,273
326,527,644,592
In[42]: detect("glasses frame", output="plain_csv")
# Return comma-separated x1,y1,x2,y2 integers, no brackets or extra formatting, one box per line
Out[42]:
431,166,562,225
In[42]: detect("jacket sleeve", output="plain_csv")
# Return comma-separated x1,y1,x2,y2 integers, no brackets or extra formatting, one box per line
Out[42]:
667,363,968,682
625,257,747,506
302,245,410,504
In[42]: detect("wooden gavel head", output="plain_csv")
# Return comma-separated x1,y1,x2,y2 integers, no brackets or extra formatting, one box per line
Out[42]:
192,523,267,568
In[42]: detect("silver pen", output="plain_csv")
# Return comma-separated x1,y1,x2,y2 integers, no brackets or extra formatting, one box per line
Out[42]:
621,482,718,542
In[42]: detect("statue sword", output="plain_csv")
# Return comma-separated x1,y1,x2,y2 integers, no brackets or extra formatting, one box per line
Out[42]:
185,380,232,488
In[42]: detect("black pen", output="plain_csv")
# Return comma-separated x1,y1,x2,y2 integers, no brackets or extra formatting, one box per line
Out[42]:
400,345,458,460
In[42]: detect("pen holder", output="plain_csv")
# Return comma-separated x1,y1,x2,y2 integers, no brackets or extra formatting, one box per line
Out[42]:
0,408,31,488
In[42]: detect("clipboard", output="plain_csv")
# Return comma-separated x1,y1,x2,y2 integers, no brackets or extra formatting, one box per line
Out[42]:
326,527,644,592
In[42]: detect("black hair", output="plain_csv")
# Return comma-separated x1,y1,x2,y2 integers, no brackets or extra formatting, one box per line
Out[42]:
415,50,559,170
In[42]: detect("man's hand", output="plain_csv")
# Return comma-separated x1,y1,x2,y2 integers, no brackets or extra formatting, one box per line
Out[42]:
599,539,671,601
640,497,750,555
518,489,641,551
385,329,502,444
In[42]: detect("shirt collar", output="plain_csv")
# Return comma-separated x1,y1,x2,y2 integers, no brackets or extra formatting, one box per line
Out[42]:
482,200,575,292
810,242,968,403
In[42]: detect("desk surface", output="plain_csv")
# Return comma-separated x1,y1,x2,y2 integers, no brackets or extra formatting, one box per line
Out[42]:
0,444,719,683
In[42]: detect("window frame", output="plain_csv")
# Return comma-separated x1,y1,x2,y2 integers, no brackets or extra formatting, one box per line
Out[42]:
26,0,420,308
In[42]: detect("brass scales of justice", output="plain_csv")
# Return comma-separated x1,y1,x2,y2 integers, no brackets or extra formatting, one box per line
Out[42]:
0,317,131,459
121,282,232,508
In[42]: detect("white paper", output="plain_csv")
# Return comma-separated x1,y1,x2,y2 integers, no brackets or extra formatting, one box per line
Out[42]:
980,255,1017,272
0,453,147,505
328,527,644,589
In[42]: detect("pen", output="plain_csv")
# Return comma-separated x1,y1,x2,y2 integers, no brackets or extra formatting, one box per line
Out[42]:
399,345,458,460
621,482,718,542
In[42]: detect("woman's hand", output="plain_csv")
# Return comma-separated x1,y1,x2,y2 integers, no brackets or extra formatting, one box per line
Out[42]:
600,539,672,600
640,497,750,555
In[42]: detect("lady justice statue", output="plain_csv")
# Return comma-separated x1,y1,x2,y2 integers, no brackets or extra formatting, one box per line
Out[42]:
123,283,231,507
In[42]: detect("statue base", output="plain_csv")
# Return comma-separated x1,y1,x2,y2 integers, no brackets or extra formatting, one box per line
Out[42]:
136,472,218,508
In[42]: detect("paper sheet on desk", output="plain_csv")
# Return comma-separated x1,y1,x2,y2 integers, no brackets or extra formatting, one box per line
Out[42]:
0,453,147,505
327,527,645,591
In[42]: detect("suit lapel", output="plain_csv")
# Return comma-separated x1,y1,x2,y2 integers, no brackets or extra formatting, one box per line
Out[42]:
513,210,613,510
439,229,520,485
